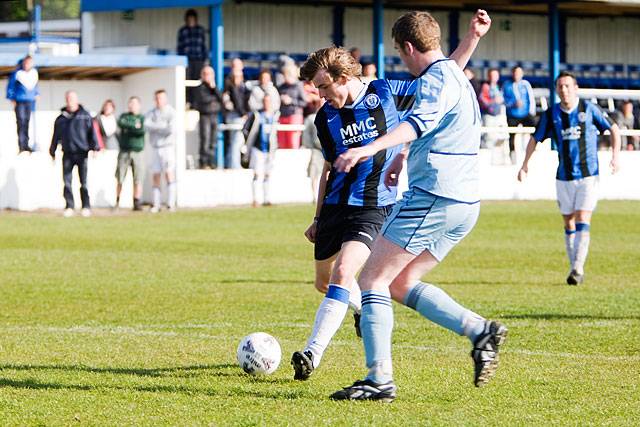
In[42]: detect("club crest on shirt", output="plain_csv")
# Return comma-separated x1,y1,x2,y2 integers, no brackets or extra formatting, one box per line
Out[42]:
578,112,587,123
364,93,381,109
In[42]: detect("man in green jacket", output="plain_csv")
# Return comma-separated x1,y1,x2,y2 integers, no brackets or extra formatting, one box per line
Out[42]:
116,96,146,211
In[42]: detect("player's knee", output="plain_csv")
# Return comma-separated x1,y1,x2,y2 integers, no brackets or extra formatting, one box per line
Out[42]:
330,262,355,285
389,276,412,303
314,278,329,294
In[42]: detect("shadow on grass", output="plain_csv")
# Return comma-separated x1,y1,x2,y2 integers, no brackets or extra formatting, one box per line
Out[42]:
0,366,302,400
0,363,240,378
501,313,640,321
218,279,313,285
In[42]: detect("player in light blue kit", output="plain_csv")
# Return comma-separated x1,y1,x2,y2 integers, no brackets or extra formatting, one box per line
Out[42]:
332,10,507,402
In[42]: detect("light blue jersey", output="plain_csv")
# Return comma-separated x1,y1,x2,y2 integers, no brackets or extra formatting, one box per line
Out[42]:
403,59,482,204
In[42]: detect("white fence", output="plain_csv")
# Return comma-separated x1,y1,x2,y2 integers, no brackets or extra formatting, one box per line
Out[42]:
1,121,639,211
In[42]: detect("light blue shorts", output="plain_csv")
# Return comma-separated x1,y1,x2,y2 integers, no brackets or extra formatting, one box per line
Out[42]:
381,188,480,261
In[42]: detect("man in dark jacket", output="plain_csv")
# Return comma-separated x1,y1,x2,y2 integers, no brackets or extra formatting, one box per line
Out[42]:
49,90,99,217
194,66,224,168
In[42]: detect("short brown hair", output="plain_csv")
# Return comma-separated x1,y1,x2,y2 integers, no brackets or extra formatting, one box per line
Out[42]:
154,89,166,96
299,46,362,82
555,71,577,85
258,68,272,79
392,11,440,53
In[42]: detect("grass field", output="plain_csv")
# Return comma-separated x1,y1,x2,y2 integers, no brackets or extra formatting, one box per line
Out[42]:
0,201,639,426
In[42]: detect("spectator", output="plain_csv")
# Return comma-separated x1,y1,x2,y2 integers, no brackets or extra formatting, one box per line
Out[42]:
194,66,224,169
223,59,250,169
116,96,146,211
96,99,118,150
243,94,279,207
503,65,536,163
301,91,323,204
615,100,640,150
302,80,322,117
6,55,39,153
479,68,508,156
274,55,295,87
49,90,99,218
361,62,377,84
177,9,207,105
464,67,481,97
277,64,307,149
145,89,177,213
249,68,281,113
349,47,362,64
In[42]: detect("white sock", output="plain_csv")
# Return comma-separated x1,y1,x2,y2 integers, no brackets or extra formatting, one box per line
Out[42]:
305,284,350,368
348,280,361,313
153,187,161,208
167,182,176,208
574,223,591,275
252,179,260,204
263,178,271,204
565,229,576,268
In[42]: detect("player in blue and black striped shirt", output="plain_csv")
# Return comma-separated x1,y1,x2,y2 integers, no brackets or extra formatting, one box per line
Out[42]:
518,71,621,285
290,12,490,384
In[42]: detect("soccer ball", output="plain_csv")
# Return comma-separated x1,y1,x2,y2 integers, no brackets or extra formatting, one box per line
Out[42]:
236,332,282,375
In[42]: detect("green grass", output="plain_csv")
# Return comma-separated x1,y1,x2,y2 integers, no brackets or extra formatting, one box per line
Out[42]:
0,201,639,426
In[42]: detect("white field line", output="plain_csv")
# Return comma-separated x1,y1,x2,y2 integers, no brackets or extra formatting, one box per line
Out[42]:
1,324,639,363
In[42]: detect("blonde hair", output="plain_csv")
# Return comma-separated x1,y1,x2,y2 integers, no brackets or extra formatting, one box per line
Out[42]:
392,11,441,53
299,46,362,82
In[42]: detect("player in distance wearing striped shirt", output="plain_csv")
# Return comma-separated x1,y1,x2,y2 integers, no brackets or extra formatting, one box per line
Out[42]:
518,71,621,285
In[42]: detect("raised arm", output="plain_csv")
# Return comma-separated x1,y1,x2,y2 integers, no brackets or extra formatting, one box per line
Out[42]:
449,9,491,70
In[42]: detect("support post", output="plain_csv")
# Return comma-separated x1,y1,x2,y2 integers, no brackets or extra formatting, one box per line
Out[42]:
210,3,225,169
548,1,560,104
373,0,384,79
448,10,460,54
332,5,345,47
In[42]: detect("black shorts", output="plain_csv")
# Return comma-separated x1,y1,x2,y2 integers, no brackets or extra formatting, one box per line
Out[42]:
314,204,393,261
507,115,536,128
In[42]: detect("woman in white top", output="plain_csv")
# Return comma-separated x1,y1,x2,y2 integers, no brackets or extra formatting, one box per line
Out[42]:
97,99,119,150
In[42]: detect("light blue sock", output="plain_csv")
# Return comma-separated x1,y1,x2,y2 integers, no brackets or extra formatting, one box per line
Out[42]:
404,282,485,343
361,290,394,384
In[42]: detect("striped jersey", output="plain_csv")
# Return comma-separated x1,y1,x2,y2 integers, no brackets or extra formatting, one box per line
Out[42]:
314,78,416,207
533,100,613,181
403,59,482,204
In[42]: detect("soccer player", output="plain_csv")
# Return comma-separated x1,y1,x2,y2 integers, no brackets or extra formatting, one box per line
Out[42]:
290,10,492,383
518,71,620,285
330,10,505,402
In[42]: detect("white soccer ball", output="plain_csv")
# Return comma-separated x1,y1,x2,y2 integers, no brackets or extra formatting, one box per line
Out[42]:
236,332,282,375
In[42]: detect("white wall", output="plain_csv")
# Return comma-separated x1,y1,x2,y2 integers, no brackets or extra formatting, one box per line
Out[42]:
3,145,638,211
88,5,448,56
0,66,185,210
343,8,449,56
91,7,204,51
89,4,334,55
87,6,640,65
566,16,640,64
223,3,332,53
460,12,548,62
